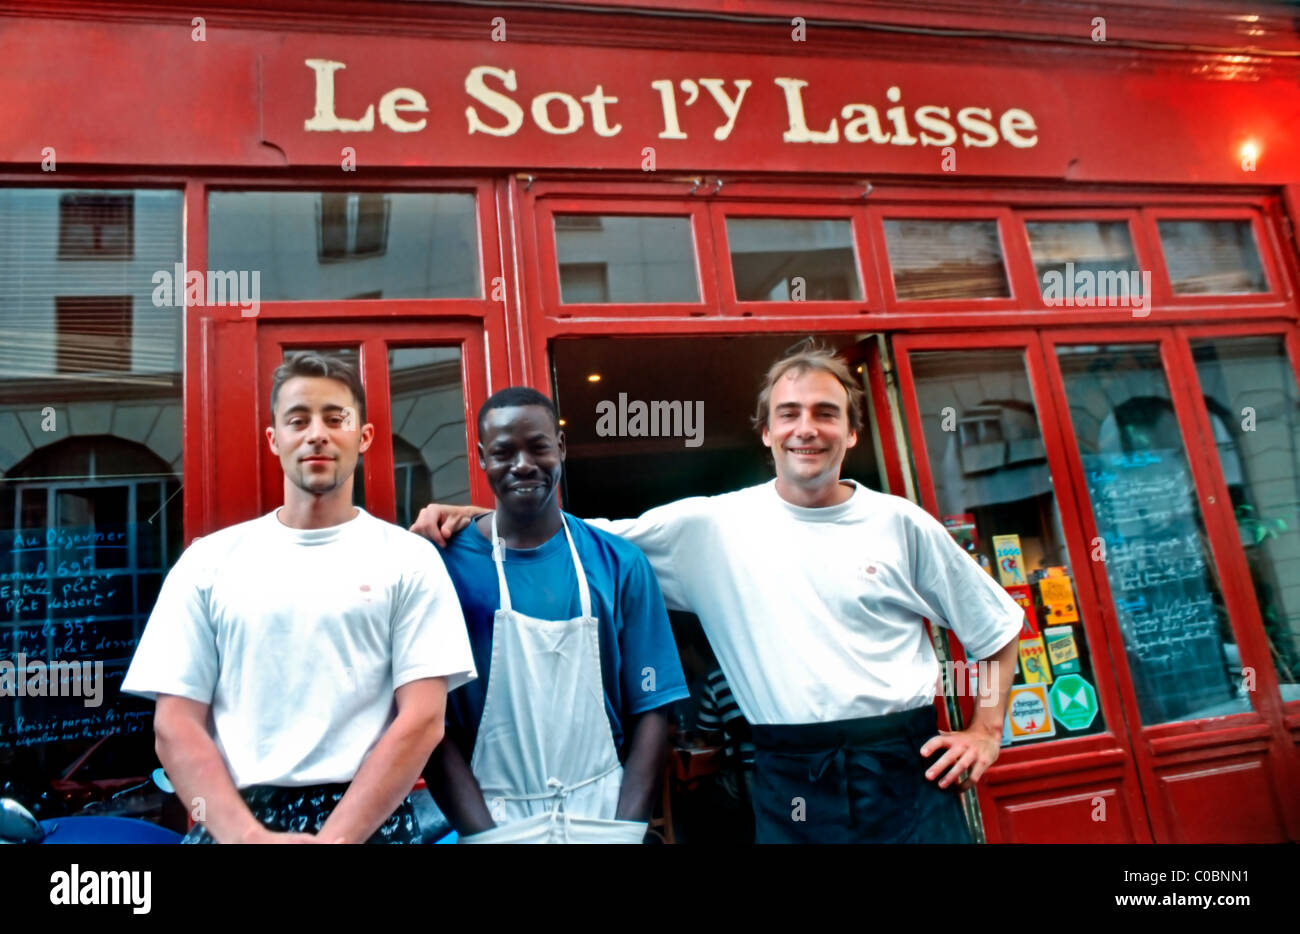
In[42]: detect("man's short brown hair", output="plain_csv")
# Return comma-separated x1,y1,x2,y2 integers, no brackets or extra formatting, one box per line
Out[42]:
751,340,865,433
270,351,366,423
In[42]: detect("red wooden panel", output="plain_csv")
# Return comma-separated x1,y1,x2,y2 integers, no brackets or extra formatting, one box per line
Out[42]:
1158,757,1290,843
205,315,261,534
998,786,1139,844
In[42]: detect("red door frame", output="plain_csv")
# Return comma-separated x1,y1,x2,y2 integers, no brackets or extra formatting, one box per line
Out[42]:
180,175,509,538
891,329,1153,843
1040,323,1300,842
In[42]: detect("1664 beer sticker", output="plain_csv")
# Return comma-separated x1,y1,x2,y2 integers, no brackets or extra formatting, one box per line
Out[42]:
1043,625,1081,675
1005,683,1055,741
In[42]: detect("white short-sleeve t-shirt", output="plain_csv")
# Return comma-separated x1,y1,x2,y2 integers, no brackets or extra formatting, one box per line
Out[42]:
122,508,476,788
590,480,1022,725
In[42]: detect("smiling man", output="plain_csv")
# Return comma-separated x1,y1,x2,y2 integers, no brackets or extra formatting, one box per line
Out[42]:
414,343,1023,844
122,351,475,843
423,387,688,843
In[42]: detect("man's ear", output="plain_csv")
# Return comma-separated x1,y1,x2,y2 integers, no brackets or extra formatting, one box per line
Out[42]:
476,440,487,471
265,424,279,455
557,429,566,462
846,428,859,450
358,422,375,454
761,423,773,449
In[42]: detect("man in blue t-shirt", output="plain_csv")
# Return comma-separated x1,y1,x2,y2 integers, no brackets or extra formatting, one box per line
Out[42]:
423,387,688,843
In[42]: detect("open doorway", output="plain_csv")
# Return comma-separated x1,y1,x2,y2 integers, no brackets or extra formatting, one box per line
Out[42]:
550,332,885,842
550,334,883,519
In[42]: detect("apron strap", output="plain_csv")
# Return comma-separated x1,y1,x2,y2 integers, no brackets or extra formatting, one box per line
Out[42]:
490,512,593,620
490,512,512,614
560,515,593,620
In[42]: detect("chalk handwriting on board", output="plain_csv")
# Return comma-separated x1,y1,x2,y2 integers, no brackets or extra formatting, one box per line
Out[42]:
0,524,152,750
1083,451,1234,723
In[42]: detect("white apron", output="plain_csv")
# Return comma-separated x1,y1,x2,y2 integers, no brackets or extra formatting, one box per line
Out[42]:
460,515,648,844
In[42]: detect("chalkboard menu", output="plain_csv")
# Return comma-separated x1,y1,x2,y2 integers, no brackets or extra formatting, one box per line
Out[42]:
1082,451,1234,723
0,524,154,769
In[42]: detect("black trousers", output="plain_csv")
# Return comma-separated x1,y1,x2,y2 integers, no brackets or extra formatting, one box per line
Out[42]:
181,783,421,844
750,706,973,844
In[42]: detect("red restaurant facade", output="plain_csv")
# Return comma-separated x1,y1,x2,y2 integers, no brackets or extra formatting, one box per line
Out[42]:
1,0,1298,842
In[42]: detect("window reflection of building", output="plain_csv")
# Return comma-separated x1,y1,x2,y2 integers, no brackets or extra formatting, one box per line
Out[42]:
1193,339,1300,695
726,218,861,301
5,436,182,622
57,193,134,260
555,214,698,303
318,193,391,261
0,187,182,795
884,219,1010,300
208,190,478,301
389,347,472,528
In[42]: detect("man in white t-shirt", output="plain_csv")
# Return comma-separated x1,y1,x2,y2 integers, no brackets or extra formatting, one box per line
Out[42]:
413,343,1021,843
123,352,475,844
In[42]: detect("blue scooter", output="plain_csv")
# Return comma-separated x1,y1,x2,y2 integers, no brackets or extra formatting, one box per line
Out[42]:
0,768,183,844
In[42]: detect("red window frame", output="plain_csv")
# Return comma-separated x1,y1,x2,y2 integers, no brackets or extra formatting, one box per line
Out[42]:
532,195,718,319
869,203,1030,312
1014,208,1155,313
184,176,508,538
709,200,879,316
1141,205,1290,310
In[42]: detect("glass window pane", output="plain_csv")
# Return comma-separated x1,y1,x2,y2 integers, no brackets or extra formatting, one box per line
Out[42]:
389,347,471,529
1026,221,1142,301
1058,344,1248,724
1192,337,1300,699
884,219,1010,300
909,349,1106,747
1159,220,1267,294
555,215,698,303
727,217,861,301
0,188,183,811
209,191,480,300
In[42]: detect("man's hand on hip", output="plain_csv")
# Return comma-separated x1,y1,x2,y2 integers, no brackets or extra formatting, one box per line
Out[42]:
919,723,1002,791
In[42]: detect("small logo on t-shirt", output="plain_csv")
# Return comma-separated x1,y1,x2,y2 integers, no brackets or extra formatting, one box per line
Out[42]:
359,583,372,602
857,563,879,581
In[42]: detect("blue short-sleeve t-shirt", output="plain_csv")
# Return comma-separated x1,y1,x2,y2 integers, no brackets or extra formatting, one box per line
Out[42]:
437,512,689,758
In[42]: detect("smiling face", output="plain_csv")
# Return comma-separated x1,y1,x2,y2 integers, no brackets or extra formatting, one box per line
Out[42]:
478,404,565,521
266,375,373,500
761,367,858,496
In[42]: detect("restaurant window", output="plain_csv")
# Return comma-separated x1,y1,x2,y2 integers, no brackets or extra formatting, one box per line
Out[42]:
907,348,1106,746
208,190,479,300
0,186,182,817
1192,337,1300,698
55,296,133,373
57,193,133,260
388,346,472,529
1158,220,1268,295
554,214,698,304
1026,221,1142,300
726,218,861,301
1057,345,1247,724
884,219,1010,300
